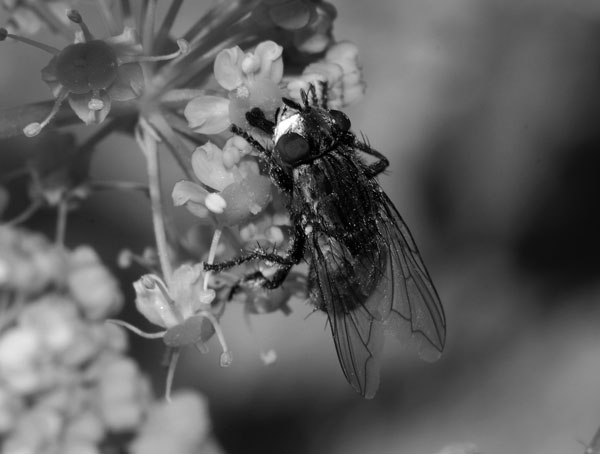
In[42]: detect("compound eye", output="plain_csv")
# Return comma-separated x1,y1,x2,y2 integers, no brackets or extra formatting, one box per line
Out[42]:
275,132,311,166
330,109,351,132
55,40,118,94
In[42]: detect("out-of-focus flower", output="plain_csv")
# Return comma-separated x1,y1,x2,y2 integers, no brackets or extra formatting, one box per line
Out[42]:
95,355,151,431
0,226,66,295
252,0,337,53
287,41,366,108
18,295,80,354
434,443,481,454
129,390,219,454
0,227,199,454
2,406,64,454
172,140,273,226
25,132,90,209
67,246,123,320
0,325,46,394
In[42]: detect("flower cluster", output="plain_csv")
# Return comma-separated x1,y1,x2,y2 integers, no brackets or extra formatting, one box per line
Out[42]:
0,226,219,454
0,0,366,412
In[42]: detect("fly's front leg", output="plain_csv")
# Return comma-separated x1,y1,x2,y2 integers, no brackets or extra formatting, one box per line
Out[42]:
354,137,389,177
246,107,275,135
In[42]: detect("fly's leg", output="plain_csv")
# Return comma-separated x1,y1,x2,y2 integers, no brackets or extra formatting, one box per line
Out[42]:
205,225,306,283
230,124,269,155
203,247,294,272
246,107,275,135
354,138,389,177
232,117,293,192
236,265,293,291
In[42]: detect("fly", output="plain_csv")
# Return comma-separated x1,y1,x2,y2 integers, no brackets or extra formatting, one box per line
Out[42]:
204,84,446,398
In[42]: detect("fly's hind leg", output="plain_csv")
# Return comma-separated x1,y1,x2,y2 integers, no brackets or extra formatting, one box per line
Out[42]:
205,225,306,292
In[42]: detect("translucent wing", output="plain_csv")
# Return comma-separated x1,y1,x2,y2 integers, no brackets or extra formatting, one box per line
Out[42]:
308,233,387,398
307,190,446,398
377,192,446,359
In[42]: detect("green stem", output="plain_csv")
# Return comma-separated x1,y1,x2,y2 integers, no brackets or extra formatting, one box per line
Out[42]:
137,120,173,285
97,0,120,35
55,200,68,246
155,0,185,51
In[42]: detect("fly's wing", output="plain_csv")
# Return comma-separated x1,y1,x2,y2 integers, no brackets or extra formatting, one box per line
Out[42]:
377,191,446,360
308,233,387,399
308,192,446,398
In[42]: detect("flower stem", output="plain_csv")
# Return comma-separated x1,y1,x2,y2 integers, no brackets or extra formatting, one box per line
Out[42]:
146,111,194,180
141,0,157,53
155,0,185,51
106,319,167,339
97,0,120,35
4,201,40,226
55,200,68,246
136,120,173,285
27,2,73,41
203,228,222,290
165,348,181,402
119,0,134,28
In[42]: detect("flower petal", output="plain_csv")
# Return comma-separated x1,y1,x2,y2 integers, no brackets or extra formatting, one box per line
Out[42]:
216,174,273,226
134,276,181,329
214,46,245,90
172,180,208,206
228,79,283,128
41,57,63,98
163,315,215,348
254,41,284,83
68,91,111,125
191,142,235,191
184,95,231,135
169,264,207,317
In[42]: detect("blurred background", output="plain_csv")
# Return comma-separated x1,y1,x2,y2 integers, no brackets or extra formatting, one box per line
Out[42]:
2,0,600,453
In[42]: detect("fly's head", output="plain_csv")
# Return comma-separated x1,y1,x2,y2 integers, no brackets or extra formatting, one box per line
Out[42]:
271,97,353,169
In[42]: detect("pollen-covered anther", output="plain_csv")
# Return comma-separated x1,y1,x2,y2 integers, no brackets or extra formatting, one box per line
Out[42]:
87,94,105,111
140,274,158,290
205,193,227,214
22,90,69,137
